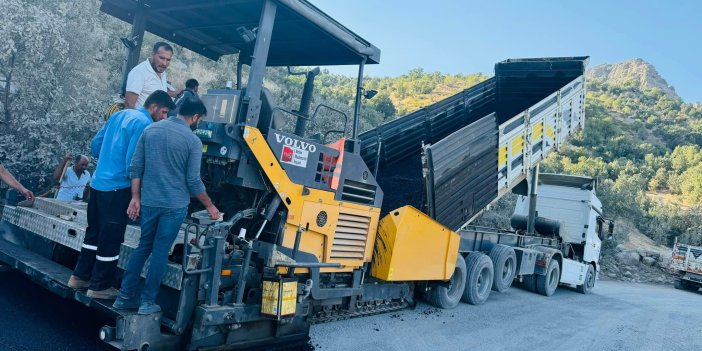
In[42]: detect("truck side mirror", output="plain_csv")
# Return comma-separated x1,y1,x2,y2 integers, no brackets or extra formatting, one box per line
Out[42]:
607,220,615,240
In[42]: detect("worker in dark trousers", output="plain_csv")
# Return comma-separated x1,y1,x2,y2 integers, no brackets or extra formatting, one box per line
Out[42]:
68,91,175,300
113,97,219,314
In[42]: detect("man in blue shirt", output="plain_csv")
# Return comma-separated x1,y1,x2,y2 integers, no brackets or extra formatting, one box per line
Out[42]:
69,90,175,300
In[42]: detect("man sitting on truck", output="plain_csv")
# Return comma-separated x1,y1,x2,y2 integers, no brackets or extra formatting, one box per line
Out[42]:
53,153,91,201
113,97,220,314
68,91,175,300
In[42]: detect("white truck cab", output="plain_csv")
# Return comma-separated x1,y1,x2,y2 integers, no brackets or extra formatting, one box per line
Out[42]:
514,173,614,292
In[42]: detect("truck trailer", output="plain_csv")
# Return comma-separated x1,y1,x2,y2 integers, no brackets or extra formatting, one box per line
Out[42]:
671,239,702,292
0,1,608,350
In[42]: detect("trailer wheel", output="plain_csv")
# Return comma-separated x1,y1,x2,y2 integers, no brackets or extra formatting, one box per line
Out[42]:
522,275,537,293
489,245,516,293
577,265,595,294
424,255,466,309
674,278,685,290
461,253,494,305
536,259,560,296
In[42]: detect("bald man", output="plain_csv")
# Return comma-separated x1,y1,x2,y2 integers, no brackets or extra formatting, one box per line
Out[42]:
53,153,91,201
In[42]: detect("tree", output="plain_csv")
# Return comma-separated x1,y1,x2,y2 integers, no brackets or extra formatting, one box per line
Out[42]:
0,0,125,188
368,94,396,119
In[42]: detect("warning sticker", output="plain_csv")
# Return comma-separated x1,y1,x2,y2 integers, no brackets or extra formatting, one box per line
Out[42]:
280,145,309,167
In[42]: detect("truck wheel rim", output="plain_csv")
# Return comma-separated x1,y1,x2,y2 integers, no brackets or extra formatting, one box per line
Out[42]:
548,267,558,288
586,271,594,288
478,266,490,295
502,257,514,281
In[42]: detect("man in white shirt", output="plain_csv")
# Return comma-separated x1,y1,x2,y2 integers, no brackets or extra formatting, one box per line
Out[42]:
53,153,91,201
124,42,182,109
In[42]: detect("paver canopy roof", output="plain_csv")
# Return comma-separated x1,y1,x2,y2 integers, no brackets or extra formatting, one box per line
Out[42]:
101,0,381,66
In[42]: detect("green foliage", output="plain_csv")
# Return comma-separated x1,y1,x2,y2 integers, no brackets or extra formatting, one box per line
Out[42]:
0,0,124,189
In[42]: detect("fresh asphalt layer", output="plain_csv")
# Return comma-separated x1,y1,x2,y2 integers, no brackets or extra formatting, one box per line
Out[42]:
310,280,702,351
1,270,700,351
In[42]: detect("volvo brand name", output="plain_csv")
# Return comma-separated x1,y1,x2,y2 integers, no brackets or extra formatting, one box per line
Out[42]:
274,133,317,152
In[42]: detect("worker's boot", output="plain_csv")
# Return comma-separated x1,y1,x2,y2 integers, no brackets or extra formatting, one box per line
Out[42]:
67,275,90,289
87,287,120,300
138,302,162,315
113,296,140,310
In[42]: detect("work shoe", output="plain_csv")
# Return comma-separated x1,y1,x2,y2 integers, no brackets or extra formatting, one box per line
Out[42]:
112,296,140,310
67,275,90,289
138,302,162,315
87,287,120,300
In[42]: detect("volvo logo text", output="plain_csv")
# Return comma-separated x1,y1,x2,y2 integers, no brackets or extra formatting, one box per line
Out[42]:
274,133,317,152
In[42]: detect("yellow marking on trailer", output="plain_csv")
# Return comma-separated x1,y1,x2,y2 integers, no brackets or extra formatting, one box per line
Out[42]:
546,124,555,140
499,145,508,166
532,122,543,140
511,135,524,157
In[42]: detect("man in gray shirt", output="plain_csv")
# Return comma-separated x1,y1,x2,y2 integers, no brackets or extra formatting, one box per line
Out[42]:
114,97,220,315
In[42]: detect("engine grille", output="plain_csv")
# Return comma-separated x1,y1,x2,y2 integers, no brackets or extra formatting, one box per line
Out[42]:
340,180,376,205
330,211,371,260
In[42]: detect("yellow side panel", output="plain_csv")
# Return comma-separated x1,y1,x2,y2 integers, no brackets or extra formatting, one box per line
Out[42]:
532,122,543,140
511,134,524,157
545,124,555,140
370,206,460,281
281,223,327,262
498,145,508,167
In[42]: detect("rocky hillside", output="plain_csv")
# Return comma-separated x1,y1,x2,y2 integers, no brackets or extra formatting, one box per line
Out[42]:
587,59,678,99
599,220,674,285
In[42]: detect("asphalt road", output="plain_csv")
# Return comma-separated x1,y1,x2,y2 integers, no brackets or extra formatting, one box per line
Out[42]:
0,270,112,351
0,271,700,351
310,280,702,351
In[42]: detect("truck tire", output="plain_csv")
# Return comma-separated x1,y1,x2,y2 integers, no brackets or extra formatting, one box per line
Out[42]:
489,245,516,292
461,253,494,305
536,259,560,297
424,255,466,309
576,264,595,294
685,281,700,292
522,275,537,293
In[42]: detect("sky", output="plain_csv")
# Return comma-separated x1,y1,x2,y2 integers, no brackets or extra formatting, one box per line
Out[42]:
313,0,702,102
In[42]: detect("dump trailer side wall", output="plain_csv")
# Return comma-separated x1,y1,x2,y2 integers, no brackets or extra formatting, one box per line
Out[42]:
423,114,499,230
361,57,588,230
424,74,586,230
